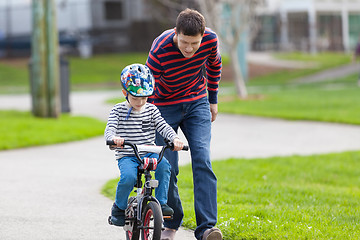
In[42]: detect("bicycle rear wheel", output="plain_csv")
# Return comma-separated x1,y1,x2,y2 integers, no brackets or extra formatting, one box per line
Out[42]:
141,201,162,240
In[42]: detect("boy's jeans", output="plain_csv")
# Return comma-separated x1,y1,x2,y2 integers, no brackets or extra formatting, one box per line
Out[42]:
155,97,218,240
115,153,171,210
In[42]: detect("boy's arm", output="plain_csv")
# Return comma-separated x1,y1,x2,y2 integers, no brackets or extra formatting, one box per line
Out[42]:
152,106,177,142
104,106,122,149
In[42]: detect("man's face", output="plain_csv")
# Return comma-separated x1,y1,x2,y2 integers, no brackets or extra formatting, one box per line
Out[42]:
174,32,203,58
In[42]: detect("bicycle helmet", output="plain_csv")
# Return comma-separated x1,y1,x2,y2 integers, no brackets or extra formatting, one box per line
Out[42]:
120,63,154,97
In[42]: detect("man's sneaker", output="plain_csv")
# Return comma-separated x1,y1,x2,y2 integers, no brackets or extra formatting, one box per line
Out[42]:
202,227,223,240
161,204,174,216
109,202,125,226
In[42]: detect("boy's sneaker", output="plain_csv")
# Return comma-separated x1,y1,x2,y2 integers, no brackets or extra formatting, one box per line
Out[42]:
109,202,125,226
161,204,174,216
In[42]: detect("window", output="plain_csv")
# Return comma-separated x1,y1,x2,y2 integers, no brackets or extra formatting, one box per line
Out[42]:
104,1,123,20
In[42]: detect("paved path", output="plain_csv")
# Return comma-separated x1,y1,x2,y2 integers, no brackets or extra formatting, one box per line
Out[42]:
1,91,360,240
293,62,359,83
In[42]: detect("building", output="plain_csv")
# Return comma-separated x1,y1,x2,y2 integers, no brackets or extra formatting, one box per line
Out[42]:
253,0,360,53
0,0,161,57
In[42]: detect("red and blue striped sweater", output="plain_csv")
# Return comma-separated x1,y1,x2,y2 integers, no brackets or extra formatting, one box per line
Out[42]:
146,28,222,106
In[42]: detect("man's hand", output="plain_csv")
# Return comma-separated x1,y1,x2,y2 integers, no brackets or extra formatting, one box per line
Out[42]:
210,103,218,122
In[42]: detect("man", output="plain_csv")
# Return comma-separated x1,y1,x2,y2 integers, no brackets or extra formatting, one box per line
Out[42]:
146,8,222,240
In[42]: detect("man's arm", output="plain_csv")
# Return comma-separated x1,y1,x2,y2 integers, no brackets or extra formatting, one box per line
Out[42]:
206,31,222,106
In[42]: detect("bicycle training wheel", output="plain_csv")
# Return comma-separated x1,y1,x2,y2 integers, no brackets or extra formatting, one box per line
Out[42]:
141,201,162,240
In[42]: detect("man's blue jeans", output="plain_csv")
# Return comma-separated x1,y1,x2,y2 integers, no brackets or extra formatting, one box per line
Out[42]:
115,153,171,210
155,97,218,239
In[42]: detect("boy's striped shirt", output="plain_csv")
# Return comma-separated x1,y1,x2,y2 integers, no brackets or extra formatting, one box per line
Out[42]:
105,102,177,159
146,28,222,106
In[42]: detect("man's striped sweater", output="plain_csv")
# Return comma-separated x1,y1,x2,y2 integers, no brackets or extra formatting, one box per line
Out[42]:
146,27,222,106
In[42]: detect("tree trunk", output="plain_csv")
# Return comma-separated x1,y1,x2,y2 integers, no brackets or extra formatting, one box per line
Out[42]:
45,0,60,117
229,47,248,99
31,0,48,117
31,0,60,118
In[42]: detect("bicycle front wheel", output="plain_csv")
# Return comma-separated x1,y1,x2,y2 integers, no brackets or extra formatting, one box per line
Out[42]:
141,201,162,240
125,197,139,240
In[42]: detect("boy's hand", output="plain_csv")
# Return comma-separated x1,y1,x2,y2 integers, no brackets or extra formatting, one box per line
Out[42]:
172,138,184,151
113,136,125,148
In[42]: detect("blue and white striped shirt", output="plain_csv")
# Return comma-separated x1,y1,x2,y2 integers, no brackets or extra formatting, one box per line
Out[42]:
105,101,178,159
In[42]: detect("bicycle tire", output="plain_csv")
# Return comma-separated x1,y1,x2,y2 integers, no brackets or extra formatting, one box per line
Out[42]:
141,201,162,240
126,228,139,240
126,197,140,240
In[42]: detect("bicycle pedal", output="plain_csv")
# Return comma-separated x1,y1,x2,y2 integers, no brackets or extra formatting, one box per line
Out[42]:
108,216,113,225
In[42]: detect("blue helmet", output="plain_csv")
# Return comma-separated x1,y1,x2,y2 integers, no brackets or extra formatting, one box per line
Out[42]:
120,63,155,97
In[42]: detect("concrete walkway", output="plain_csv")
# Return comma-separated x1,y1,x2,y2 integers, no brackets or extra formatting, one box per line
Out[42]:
1,89,360,240
293,62,359,83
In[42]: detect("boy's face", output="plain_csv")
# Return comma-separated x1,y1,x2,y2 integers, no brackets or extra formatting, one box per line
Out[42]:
122,89,147,111
174,32,203,58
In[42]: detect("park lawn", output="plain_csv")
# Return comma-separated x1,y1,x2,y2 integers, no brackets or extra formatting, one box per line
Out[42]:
248,52,352,86
0,52,352,92
69,52,148,86
102,151,360,239
0,62,29,87
0,110,105,150
0,52,149,93
219,71,360,125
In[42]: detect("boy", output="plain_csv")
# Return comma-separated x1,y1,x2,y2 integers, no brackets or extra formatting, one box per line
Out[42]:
105,63,184,226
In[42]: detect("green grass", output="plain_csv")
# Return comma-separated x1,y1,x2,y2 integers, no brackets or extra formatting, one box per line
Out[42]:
0,52,149,93
0,62,29,86
219,77,360,125
0,110,105,150
69,53,148,86
218,52,359,126
248,52,352,86
103,151,360,239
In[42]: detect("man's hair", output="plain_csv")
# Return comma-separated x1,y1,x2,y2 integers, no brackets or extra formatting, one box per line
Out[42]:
176,8,205,36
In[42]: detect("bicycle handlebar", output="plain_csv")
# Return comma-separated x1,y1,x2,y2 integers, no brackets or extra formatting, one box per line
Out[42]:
106,140,188,165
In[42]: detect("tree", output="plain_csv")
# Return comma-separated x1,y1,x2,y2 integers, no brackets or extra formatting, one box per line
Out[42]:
145,0,199,29
31,0,60,118
196,0,264,99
